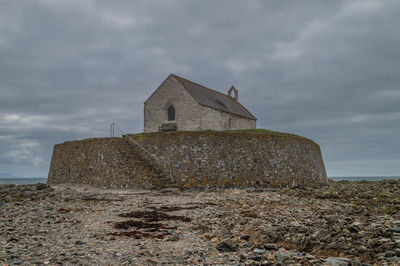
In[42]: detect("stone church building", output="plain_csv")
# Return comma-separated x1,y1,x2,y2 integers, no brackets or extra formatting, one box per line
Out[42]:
144,74,257,132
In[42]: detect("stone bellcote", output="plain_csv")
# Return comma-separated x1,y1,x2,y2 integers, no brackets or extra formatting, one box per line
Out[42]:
228,86,238,101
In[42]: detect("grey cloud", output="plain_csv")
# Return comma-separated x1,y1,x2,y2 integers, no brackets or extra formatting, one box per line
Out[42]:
0,0,399,177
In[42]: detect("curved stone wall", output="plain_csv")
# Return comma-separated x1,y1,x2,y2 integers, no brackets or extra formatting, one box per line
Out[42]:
47,131,327,189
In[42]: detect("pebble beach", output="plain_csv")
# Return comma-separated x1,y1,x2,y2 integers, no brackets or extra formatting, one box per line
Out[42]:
1,180,399,265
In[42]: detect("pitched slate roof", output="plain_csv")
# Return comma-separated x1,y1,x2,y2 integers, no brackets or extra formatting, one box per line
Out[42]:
171,74,256,120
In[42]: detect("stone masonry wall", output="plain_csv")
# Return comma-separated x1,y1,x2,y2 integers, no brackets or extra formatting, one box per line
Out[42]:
48,131,327,189
130,131,327,188
144,76,202,132
199,105,256,131
47,138,165,189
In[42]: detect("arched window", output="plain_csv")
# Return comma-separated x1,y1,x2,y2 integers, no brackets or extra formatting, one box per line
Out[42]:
167,105,175,121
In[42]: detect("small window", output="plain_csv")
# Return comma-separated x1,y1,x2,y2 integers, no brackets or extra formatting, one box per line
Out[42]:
228,117,232,128
168,105,175,121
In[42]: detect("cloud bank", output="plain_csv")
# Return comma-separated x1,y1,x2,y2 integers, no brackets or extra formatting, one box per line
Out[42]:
1,0,399,177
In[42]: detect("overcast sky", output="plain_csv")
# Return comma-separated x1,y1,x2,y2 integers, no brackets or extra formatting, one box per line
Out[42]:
1,0,399,178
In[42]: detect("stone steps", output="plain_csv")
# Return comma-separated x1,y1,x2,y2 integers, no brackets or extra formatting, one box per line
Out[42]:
121,137,170,189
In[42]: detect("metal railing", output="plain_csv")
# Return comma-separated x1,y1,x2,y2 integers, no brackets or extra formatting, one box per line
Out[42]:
113,123,160,164
111,123,174,181
113,123,174,181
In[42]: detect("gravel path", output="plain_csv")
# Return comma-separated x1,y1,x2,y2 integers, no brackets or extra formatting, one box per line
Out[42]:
1,180,399,265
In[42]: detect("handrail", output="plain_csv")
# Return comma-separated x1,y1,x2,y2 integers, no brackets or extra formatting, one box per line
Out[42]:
113,123,160,164
113,123,172,181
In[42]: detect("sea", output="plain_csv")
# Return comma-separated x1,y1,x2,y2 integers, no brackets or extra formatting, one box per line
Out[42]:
0,176,399,185
330,176,400,181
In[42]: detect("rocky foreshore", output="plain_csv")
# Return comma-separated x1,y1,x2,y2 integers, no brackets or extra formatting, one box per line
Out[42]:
1,180,399,265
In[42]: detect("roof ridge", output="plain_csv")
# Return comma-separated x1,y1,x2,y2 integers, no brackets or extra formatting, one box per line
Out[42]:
171,74,256,120
172,74,239,104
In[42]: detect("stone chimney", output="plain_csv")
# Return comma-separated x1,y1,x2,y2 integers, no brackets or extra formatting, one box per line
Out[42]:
228,85,238,101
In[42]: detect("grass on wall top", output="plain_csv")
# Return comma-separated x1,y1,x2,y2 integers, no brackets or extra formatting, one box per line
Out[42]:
133,128,300,138
222,128,298,136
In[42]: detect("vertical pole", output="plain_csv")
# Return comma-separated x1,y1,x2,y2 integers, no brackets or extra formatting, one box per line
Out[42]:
110,123,115,137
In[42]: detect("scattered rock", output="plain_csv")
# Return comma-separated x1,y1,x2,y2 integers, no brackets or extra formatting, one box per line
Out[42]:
253,248,264,254
216,239,238,252
0,180,399,265
276,248,291,262
11,258,22,265
305,253,315,260
36,183,48,190
386,256,400,262
264,243,277,250
325,257,351,266
390,226,400,233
